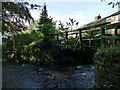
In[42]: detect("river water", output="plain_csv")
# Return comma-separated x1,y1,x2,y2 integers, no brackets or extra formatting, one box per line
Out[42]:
2,62,95,88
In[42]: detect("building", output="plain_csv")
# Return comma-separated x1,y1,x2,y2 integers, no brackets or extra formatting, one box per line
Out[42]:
81,10,120,35
0,32,1,45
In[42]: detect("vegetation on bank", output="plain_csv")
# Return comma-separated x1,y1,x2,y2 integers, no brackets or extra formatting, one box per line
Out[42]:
2,3,56,64
94,46,120,88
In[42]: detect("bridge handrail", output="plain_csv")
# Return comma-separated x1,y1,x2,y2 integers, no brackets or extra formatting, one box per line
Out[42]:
48,22,120,38
48,22,120,50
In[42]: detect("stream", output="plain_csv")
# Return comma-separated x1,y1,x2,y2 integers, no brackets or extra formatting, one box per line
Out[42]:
2,62,95,88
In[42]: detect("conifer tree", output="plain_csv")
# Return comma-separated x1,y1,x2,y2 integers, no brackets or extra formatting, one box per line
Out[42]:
38,3,52,28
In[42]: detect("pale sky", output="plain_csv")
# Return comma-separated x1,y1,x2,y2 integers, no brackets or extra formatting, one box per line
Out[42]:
29,0,118,28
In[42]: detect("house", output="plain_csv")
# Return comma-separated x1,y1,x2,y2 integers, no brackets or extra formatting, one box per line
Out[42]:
0,32,1,45
81,10,120,35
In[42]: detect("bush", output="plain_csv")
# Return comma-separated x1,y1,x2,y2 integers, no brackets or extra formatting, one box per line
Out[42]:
94,46,120,88
2,33,54,64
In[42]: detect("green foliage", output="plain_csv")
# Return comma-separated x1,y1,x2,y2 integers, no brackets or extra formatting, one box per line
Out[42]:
94,46,120,88
2,2,34,34
40,22,56,36
2,2,57,64
2,2,36,51
20,42,53,64
38,4,53,28
2,32,53,64
30,20,39,31
36,4,58,46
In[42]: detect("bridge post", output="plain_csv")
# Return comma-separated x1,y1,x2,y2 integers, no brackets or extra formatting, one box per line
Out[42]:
79,30,82,48
65,32,68,48
101,28,105,46
89,40,91,47
66,32,68,39
76,33,78,38
114,26,118,45
57,34,59,45
108,40,110,46
91,31,93,36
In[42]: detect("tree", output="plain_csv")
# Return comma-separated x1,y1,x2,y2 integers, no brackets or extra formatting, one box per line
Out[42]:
38,3,53,28
58,21,65,30
2,2,41,50
2,2,32,50
100,0,120,8
41,22,56,37
37,3,57,46
69,18,76,31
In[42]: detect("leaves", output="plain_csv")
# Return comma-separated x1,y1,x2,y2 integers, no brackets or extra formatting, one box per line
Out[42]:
112,3,115,8
76,22,79,26
69,18,76,26
101,0,120,8
107,1,120,8
108,2,112,5
2,2,35,34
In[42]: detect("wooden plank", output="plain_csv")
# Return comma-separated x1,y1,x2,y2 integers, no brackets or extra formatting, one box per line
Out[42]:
101,36,120,39
65,39,68,49
50,22,119,37
101,22,120,30
81,29,101,33
114,26,118,45
81,46,100,48
89,40,91,47
59,38,79,42
57,34,59,40
77,22,111,31
73,40,79,51
65,32,68,39
82,37,101,41
64,38,79,41
79,30,82,48
101,28,105,45
68,33,78,35
61,40,68,50
50,23,119,38
82,36,96,39
76,33,78,38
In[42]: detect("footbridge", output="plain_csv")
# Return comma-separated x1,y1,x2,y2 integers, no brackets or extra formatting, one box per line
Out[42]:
52,22,120,51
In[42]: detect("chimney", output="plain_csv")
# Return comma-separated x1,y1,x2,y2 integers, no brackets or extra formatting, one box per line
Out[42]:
95,14,101,21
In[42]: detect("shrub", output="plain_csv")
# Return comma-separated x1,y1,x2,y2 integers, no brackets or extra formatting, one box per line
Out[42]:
94,46,120,88
2,33,53,64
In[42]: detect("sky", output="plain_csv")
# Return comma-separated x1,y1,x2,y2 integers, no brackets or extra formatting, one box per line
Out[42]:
29,0,118,28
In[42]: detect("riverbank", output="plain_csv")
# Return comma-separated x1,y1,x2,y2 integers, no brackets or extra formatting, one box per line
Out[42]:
3,44,97,65
41,46,97,65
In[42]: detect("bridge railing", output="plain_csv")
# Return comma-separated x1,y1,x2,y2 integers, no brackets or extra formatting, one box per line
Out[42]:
51,22,120,50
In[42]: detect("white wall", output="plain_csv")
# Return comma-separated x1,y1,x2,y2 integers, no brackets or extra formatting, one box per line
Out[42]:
118,4,120,22
0,33,1,45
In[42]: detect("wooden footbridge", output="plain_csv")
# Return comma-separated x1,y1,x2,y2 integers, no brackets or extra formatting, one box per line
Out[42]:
52,21,120,51
47,11,120,51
